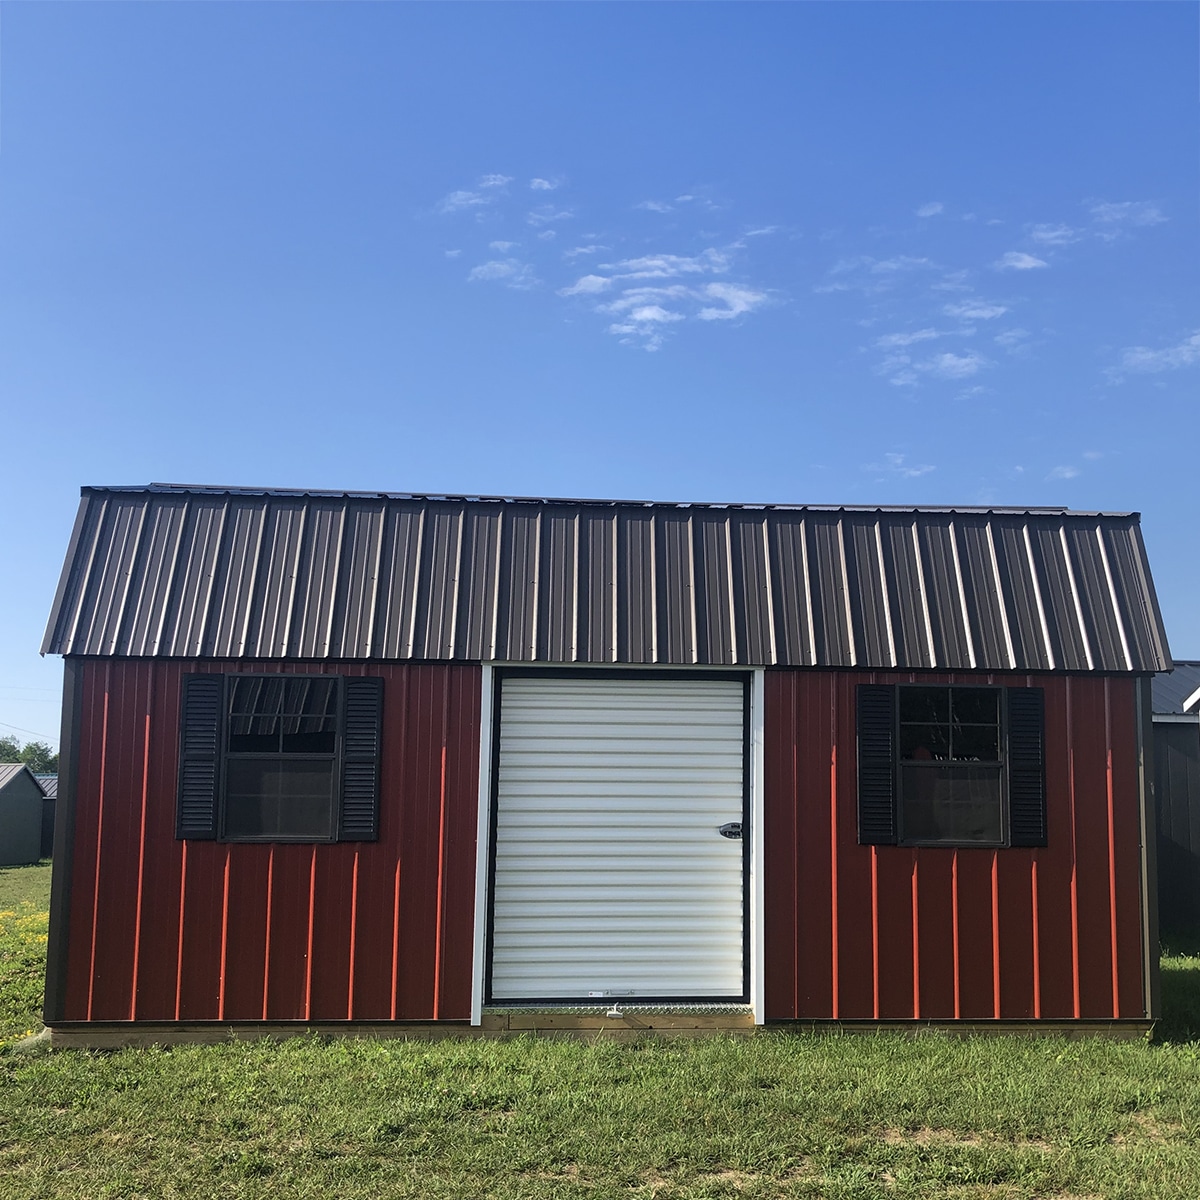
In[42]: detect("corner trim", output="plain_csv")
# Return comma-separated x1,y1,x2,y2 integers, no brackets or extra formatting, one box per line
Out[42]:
1136,675,1161,1019
469,664,495,1026
43,658,84,1024
750,668,766,1025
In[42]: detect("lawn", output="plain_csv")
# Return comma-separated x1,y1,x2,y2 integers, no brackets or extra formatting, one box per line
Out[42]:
2,862,1199,1199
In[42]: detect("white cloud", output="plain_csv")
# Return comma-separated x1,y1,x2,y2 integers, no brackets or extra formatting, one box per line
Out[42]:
529,177,559,191
675,194,695,203
479,174,512,188
489,241,516,252
870,255,932,273
527,206,574,226
1082,450,1104,460
1028,223,1080,246
865,452,935,478
438,189,490,214
1118,330,1200,373
994,328,1030,349
444,249,462,258
467,259,536,288
815,255,934,294
558,274,612,297
916,202,944,217
696,283,768,321
626,305,685,324
932,270,972,292
744,225,779,237
564,245,603,259
601,250,730,280
600,286,692,315
944,300,1008,320
994,251,1047,271
876,328,943,348
635,200,674,213
1046,465,1080,481
919,351,989,379
1089,200,1166,227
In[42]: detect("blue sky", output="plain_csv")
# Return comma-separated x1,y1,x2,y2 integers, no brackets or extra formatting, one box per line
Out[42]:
1,3,1196,746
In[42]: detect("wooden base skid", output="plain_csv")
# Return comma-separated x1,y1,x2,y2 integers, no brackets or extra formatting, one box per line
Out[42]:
46,1015,1152,1049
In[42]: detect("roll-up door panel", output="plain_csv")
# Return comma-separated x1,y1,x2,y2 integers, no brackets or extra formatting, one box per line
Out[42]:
491,675,747,1001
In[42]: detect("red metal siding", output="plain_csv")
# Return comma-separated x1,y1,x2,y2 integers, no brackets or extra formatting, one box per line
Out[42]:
764,670,1147,1021
61,660,481,1023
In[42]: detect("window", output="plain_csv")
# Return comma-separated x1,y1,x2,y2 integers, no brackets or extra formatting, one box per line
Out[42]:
176,674,383,843
857,684,1045,848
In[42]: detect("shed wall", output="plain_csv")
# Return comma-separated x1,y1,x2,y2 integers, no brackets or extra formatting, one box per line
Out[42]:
764,671,1147,1021
0,773,44,867
1153,719,1200,940
54,659,481,1023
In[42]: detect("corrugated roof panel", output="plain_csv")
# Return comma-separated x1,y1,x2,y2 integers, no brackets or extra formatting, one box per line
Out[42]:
916,518,974,670
843,516,893,670
1063,524,1124,673
1027,523,1090,671
617,509,655,663
953,517,1013,671
1102,522,1167,672
374,505,423,659
766,514,814,667
578,510,617,663
413,503,464,661
454,507,502,661
537,508,579,662
989,518,1052,671
879,520,932,669
331,503,385,659
694,512,735,665
289,503,346,659
731,514,774,666
121,497,188,656
43,487,1172,672
655,511,697,664
495,508,539,662
81,497,148,656
204,499,267,657
1153,661,1200,714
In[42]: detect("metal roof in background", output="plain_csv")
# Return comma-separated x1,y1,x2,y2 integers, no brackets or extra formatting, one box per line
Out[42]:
33,775,59,799
1152,661,1200,714
42,484,1172,672
0,763,39,791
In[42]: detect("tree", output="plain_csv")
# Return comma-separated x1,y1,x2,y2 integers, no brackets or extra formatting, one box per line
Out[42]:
0,735,58,774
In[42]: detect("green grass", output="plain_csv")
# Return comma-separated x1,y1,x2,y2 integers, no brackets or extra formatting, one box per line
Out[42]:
0,860,51,1044
2,861,1199,1199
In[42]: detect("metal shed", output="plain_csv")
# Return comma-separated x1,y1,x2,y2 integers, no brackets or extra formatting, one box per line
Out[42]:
0,764,47,867
40,485,1172,1042
1152,662,1200,942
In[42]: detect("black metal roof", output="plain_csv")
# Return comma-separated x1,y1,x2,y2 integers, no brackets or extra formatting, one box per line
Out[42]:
1152,661,1200,714
42,484,1172,672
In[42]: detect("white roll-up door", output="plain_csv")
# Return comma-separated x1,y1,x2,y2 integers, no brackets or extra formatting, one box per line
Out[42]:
490,675,747,1001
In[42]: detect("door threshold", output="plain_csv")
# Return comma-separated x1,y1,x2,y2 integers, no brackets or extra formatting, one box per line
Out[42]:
480,1005,756,1033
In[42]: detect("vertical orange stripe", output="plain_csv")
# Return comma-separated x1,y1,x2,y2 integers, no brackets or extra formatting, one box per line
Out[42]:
951,851,960,1020
304,846,317,1021
829,738,839,1019
1031,853,1041,1018
347,851,359,1020
217,848,231,1020
390,859,402,1019
130,708,152,1019
174,841,188,1021
871,846,880,1019
262,847,274,1020
86,674,111,1022
990,851,1000,1019
911,850,920,1019
1104,680,1120,1016
433,742,448,1021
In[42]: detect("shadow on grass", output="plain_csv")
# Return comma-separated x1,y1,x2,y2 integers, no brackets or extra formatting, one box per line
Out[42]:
1156,937,1200,1044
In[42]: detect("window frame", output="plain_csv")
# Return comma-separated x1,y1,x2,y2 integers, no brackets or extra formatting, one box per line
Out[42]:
895,683,1008,848
219,674,345,844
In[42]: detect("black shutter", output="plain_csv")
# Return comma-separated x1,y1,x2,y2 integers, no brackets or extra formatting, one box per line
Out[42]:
177,675,222,839
857,684,898,845
340,677,383,841
1008,686,1046,847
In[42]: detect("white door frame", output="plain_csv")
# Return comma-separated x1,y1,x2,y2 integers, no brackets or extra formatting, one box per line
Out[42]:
470,663,766,1025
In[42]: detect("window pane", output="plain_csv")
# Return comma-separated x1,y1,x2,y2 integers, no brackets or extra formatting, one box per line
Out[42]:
952,688,999,726
901,765,1003,843
952,724,1000,762
899,687,949,724
281,729,337,754
224,759,336,839
900,723,951,760
228,731,281,753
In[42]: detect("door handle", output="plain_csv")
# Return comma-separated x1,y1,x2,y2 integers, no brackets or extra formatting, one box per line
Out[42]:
718,822,743,840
